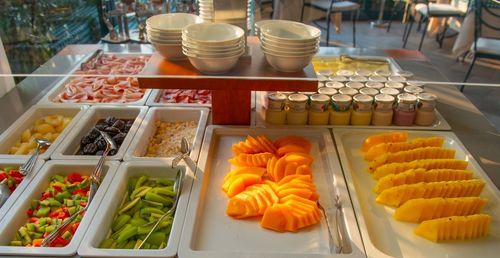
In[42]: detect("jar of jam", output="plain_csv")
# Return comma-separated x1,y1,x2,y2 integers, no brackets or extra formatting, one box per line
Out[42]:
372,94,395,126
393,93,417,126
355,69,372,77
380,87,400,98
329,94,352,125
349,75,368,82
415,93,438,126
325,81,344,89
351,94,373,125
388,75,407,83
308,94,330,125
404,85,424,95
346,81,364,90
287,93,309,125
329,75,348,82
265,92,287,125
365,81,384,90
318,87,338,98
385,81,405,92
339,87,358,96
359,87,379,97
368,75,387,82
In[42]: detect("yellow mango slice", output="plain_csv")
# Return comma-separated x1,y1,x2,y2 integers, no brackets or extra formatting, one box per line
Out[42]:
364,136,444,161
369,147,456,172
373,159,468,179
414,214,491,242
362,132,408,152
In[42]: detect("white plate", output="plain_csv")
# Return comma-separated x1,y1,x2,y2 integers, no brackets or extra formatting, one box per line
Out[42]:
123,107,209,162
51,106,148,161
0,160,120,256
178,126,365,258
78,160,196,257
254,91,451,130
38,53,152,106
332,128,500,258
0,158,44,221
0,104,89,160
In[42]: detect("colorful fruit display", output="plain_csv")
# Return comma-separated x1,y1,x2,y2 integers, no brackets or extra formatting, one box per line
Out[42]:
76,116,133,156
223,135,322,233
10,173,89,247
361,132,491,242
0,166,24,193
9,115,72,155
157,89,211,104
99,176,175,249
53,55,149,104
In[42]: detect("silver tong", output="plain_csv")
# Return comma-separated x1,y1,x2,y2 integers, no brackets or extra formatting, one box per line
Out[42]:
318,194,346,254
80,49,104,71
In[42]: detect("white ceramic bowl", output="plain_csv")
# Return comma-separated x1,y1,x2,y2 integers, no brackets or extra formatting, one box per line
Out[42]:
182,36,244,50
260,20,321,43
260,34,319,47
183,46,245,58
148,36,182,45
146,13,203,31
184,51,242,74
261,45,318,57
263,52,314,72
183,40,245,52
147,28,181,37
153,42,185,60
183,23,244,46
148,32,181,41
261,40,319,52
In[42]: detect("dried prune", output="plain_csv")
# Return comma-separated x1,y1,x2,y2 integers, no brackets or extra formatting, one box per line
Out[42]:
83,143,98,155
112,133,126,145
124,120,133,132
96,136,107,150
95,150,104,156
104,116,116,126
80,134,93,146
104,126,120,136
112,120,125,130
88,128,101,140
95,123,107,131
109,149,117,156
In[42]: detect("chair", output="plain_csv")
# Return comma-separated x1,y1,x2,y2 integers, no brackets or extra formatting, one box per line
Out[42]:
461,0,500,92
300,0,360,47
259,0,275,19
402,0,465,51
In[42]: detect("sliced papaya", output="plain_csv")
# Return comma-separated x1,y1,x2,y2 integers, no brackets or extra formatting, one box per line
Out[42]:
273,157,288,182
296,165,312,175
274,136,312,152
261,204,286,232
276,144,309,157
283,152,314,166
257,135,277,154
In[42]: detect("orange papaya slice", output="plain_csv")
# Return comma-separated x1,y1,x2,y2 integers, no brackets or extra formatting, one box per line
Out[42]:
276,144,309,157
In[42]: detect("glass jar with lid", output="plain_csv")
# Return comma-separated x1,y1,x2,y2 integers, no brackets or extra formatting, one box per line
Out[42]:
385,81,405,92
395,70,414,78
415,93,438,126
387,75,407,83
380,87,400,98
374,70,391,77
286,93,309,125
372,94,395,126
346,81,364,90
393,93,418,126
368,75,387,82
339,87,358,96
329,94,352,125
365,81,384,90
318,87,338,98
336,69,355,77
265,92,287,125
308,94,330,125
351,94,373,125
404,85,424,95
355,69,372,77
325,81,344,89
359,87,379,97
349,75,368,82
329,75,348,82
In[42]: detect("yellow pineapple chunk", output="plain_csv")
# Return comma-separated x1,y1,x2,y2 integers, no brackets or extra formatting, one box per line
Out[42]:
374,168,474,194
368,147,456,172
394,197,488,222
373,159,468,179
364,137,444,161
362,132,408,152
414,214,491,242
376,179,485,207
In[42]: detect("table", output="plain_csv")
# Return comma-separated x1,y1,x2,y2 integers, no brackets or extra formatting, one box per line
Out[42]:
0,44,498,190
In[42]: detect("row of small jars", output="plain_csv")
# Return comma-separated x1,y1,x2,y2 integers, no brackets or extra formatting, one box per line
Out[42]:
265,91,438,126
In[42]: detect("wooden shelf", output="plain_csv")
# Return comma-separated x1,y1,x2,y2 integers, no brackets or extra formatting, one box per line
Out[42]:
138,36,318,125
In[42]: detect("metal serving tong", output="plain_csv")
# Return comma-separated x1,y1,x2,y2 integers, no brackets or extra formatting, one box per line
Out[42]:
80,49,104,71
339,54,388,65
137,169,184,249
171,137,197,173
317,194,346,254
0,139,51,208
42,131,117,247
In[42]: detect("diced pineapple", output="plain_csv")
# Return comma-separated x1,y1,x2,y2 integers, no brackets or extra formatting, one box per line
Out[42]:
376,179,485,207
373,159,468,179
394,197,488,222
20,129,31,142
364,137,444,161
374,168,474,194
414,214,491,242
369,147,456,172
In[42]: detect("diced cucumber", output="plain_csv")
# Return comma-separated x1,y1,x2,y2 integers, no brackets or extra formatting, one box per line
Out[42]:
99,238,115,248
31,200,40,209
9,241,22,246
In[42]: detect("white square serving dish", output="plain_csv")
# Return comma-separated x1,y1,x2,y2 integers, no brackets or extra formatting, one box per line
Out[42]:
0,160,120,257
123,107,209,162
51,106,148,161
0,158,45,221
146,89,212,108
0,104,89,160
78,160,196,257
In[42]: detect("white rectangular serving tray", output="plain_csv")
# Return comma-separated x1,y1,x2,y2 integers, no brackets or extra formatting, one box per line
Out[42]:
123,107,209,162
0,160,120,257
313,56,403,73
146,89,212,108
0,104,89,160
332,128,500,258
178,126,366,258
255,91,452,130
78,160,196,258
0,158,45,221
51,106,148,161
38,53,152,106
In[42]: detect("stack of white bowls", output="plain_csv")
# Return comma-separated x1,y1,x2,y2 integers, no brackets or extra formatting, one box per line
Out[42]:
146,13,203,60
259,20,321,72
182,23,245,74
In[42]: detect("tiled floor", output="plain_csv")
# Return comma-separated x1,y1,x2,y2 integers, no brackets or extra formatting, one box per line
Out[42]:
309,20,500,131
